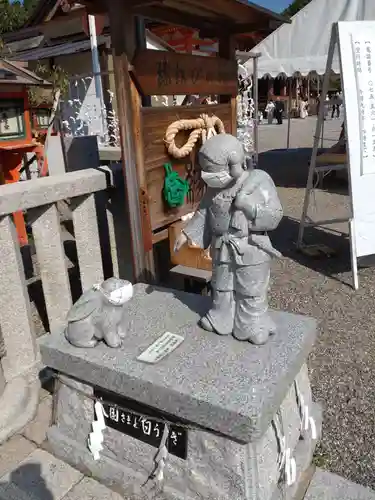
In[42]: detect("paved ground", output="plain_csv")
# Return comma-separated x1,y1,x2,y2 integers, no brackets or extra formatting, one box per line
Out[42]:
0,387,123,500
259,116,375,488
1,377,375,499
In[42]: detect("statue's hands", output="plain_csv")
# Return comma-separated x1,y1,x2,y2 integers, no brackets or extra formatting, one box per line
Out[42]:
174,232,188,253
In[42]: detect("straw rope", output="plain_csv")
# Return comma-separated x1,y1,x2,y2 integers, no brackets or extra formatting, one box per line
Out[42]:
164,113,225,159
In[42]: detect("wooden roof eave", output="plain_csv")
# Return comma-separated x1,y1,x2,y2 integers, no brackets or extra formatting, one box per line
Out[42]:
0,59,52,87
75,0,289,37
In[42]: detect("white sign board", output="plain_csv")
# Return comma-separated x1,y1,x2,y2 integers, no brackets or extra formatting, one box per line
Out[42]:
338,21,375,259
137,332,184,364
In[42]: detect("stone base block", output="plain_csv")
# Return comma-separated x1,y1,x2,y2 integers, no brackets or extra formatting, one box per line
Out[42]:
0,365,40,444
46,372,321,500
305,468,375,500
40,284,319,500
272,403,322,500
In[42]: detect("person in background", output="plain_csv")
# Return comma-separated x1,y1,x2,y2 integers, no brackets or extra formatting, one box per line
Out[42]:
338,91,344,119
331,92,341,119
299,96,309,119
265,99,275,124
324,94,330,120
274,96,285,125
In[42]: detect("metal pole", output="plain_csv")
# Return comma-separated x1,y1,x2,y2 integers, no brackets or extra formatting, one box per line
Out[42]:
253,55,259,165
286,78,292,149
88,16,103,99
88,15,106,136
297,23,337,248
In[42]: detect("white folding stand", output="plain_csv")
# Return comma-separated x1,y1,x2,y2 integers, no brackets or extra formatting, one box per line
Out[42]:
297,21,375,290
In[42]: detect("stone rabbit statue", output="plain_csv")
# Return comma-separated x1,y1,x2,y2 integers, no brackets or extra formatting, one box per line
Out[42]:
174,134,283,345
65,277,133,348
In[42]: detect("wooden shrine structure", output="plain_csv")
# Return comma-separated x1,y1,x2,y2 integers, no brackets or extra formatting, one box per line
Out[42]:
0,59,51,245
69,0,285,283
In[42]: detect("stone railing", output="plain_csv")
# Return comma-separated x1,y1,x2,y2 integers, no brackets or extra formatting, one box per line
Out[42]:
0,166,130,444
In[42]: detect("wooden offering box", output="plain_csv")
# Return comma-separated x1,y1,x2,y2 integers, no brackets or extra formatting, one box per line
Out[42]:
169,220,212,272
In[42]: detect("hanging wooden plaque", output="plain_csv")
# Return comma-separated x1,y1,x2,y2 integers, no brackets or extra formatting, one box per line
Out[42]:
132,49,238,96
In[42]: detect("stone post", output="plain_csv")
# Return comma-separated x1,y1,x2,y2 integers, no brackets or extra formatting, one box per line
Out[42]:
0,215,40,444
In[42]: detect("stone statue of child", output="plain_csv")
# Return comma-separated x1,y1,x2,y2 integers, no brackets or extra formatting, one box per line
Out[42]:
65,277,133,348
174,134,283,345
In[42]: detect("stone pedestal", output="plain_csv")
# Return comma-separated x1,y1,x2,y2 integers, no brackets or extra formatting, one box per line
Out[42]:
39,284,321,500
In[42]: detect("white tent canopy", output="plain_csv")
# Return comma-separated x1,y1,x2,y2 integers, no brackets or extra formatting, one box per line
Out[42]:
246,0,375,78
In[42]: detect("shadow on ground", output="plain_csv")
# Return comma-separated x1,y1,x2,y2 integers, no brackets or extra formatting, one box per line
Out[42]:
0,463,53,499
271,216,352,286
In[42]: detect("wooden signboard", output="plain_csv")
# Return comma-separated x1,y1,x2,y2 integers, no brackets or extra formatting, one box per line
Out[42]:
132,49,238,96
141,103,233,232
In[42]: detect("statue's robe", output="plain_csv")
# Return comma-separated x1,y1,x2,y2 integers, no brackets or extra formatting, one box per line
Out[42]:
184,168,283,342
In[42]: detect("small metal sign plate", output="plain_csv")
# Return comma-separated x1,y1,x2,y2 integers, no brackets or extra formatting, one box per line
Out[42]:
137,332,184,364
94,388,188,460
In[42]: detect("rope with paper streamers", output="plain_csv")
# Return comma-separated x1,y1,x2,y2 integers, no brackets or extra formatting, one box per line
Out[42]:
273,410,297,490
294,380,317,441
164,113,225,159
151,424,170,482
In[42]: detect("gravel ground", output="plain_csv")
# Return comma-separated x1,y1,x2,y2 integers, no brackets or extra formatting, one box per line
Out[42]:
260,117,375,489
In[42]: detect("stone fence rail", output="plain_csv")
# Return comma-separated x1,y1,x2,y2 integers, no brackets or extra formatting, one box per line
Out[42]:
0,167,131,443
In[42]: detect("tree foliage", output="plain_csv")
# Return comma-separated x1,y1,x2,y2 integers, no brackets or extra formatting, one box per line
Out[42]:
0,0,38,35
28,62,69,106
283,0,311,17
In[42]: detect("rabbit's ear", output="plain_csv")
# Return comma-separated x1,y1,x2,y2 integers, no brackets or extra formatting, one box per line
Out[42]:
66,290,100,322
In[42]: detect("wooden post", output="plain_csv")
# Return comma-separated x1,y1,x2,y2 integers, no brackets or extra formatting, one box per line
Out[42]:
253,55,259,163
135,16,152,107
133,15,155,280
307,74,310,99
218,34,237,134
130,79,156,281
107,1,146,282
0,151,28,246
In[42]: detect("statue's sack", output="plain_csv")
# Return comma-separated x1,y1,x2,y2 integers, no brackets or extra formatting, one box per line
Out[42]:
242,169,283,233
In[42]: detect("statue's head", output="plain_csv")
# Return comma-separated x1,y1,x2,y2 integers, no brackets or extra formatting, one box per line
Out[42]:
198,134,245,189
99,278,133,306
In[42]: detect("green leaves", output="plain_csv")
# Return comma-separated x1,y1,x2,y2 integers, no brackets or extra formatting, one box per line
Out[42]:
0,0,38,35
282,0,311,17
